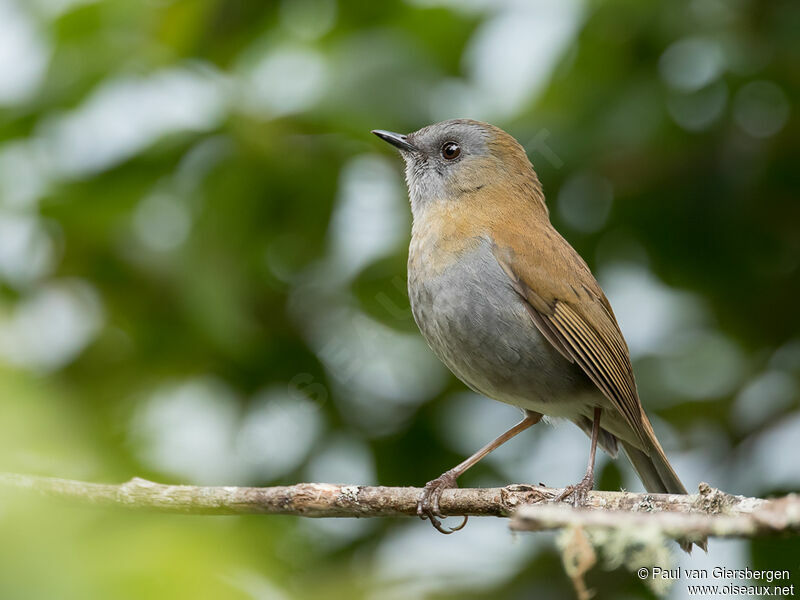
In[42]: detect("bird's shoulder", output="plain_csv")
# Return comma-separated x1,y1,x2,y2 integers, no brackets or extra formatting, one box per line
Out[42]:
489,216,608,310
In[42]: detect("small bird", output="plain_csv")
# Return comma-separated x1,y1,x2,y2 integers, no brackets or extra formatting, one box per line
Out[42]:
373,119,705,552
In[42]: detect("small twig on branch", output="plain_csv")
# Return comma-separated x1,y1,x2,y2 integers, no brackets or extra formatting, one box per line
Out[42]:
1,473,798,540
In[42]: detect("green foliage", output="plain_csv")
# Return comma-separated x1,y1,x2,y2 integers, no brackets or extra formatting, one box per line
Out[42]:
1,0,798,598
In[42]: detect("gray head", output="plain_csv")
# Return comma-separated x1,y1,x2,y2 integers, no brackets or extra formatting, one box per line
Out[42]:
372,119,541,217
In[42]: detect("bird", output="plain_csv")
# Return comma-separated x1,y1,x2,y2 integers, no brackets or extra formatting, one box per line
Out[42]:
372,119,705,553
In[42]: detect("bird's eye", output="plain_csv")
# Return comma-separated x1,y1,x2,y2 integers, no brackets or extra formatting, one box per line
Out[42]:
441,141,461,160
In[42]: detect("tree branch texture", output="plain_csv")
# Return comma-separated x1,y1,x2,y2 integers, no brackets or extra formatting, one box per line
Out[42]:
2,473,799,541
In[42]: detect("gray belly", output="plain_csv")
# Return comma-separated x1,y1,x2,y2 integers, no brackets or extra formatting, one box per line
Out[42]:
408,239,598,417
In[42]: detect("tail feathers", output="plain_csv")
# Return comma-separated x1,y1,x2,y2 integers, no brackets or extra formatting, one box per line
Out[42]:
622,440,686,495
621,440,708,554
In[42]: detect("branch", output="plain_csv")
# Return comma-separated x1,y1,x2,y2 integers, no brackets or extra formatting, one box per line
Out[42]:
511,490,800,539
1,473,798,539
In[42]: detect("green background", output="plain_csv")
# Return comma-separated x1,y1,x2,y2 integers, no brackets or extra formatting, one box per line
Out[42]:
0,0,798,598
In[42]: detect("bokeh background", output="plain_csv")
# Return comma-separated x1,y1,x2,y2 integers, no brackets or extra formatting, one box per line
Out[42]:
1,0,798,598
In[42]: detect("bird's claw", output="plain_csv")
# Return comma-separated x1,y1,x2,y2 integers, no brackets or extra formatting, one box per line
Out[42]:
555,472,594,507
417,471,469,534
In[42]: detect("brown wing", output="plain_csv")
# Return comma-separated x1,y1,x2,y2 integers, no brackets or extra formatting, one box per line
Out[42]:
491,225,648,447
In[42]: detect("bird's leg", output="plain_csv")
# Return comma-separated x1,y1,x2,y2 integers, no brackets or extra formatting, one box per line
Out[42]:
418,410,542,534
557,407,602,507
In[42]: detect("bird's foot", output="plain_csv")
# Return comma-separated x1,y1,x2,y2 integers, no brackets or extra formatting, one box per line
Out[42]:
555,472,594,507
417,470,469,534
